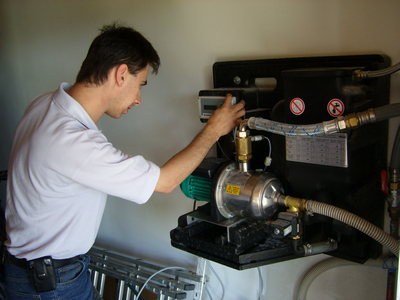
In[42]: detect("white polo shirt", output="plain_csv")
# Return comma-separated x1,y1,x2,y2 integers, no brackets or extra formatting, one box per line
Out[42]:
6,83,160,260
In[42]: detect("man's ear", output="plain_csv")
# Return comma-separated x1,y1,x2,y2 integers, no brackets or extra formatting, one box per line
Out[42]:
115,64,129,86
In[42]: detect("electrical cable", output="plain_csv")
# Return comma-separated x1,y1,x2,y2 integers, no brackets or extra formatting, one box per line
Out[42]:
126,283,145,300
207,262,225,300
217,140,231,160
262,136,272,171
257,268,264,300
135,266,191,299
205,286,213,300
217,128,237,160
193,200,197,211
263,136,272,158
383,255,398,273
198,259,207,300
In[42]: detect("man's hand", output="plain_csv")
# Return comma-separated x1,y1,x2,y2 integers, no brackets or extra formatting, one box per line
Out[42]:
205,94,246,140
155,94,245,194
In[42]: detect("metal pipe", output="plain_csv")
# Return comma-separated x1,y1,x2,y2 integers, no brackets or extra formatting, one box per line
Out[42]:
238,119,249,132
302,239,338,256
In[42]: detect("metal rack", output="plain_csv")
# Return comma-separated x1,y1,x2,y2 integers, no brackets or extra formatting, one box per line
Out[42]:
89,246,205,300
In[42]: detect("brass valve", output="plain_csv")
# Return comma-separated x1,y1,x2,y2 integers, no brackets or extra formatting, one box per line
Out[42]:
236,130,252,163
277,195,307,214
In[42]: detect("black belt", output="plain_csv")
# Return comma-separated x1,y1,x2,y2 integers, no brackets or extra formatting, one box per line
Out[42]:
8,252,80,270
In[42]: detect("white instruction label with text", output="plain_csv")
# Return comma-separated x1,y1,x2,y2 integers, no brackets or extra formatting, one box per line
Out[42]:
286,133,348,168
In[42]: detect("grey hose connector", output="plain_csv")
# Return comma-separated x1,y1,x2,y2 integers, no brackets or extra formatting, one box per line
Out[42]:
306,200,399,256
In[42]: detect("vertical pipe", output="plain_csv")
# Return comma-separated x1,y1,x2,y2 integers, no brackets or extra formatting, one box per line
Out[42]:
99,273,106,297
386,208,399,300
93,270,99,289
125,284,131,300
135,285,140,300
117,280,125,300
387,125,400,299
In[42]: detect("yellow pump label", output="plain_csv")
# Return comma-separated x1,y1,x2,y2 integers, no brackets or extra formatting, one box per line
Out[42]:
226,185,240,196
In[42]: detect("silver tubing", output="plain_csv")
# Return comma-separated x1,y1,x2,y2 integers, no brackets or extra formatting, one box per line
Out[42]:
248,117,326,137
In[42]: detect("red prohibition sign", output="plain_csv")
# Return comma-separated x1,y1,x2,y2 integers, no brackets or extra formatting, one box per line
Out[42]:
327,99,345,117
290,98,305,115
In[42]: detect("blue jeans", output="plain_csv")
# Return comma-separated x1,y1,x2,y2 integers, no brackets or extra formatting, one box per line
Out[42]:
4,254,94,300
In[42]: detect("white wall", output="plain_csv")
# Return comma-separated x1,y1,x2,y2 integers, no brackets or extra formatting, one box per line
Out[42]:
1,1,399,299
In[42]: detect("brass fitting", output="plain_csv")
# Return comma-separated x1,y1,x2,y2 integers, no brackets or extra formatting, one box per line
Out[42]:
276,196,306,240
236,130,252,162
390,182,400,190
277,195,307,213
336,109,376,132
389,168,400,208
337,113,359,131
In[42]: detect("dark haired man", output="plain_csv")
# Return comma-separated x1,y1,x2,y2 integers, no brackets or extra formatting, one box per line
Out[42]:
4,23,245,299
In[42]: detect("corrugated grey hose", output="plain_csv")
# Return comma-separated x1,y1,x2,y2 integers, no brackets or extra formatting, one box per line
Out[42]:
306,200,399,256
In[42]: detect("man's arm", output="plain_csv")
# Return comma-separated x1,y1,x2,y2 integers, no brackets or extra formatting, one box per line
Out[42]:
155,94,245,194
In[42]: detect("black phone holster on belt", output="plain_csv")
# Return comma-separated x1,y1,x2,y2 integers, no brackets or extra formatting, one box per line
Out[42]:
28,256,57,293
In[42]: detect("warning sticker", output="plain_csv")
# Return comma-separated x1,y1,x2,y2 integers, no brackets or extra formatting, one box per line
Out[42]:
290,98,305,115
226,185,241,196
327,99,345,117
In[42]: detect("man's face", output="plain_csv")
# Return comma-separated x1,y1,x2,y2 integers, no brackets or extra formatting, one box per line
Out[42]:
106,64,149,118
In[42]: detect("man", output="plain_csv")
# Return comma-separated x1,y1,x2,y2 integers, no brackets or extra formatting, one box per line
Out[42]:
4,23,245,299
